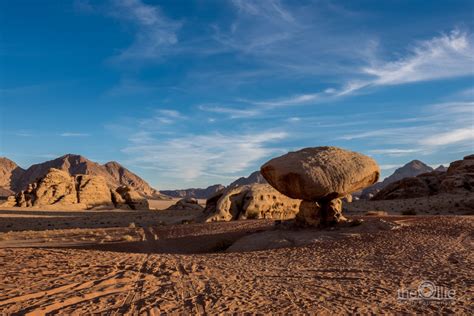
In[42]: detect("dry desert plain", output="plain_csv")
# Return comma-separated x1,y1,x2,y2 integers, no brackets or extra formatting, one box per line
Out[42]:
0,199,472,314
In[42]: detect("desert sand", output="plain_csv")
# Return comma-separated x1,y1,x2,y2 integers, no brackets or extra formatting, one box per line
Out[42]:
0,203,472,314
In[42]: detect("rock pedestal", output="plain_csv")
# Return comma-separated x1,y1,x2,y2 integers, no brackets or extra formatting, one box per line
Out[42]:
261,146,379,227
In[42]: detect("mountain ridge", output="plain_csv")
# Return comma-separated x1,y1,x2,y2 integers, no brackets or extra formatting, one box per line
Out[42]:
1,154,160,198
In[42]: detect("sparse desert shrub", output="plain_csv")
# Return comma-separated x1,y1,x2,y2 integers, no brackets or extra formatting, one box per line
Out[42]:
401,209,417,215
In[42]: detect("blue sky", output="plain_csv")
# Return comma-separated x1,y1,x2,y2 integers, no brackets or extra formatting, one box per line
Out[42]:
0,0,473,189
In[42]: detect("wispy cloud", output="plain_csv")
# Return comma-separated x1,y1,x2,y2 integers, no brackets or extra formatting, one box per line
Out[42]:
362,29,474,86
421,128,474,147
242,29,474,107
231,0,294,23
342,100,474,156
368,148,422,155
198,104,259,118
123,130,287,182
60,133,90,137
108,0,181,62
139,108,187,126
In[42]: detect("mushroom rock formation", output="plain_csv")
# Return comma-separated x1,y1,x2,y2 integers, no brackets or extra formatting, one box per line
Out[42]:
261,146,380,226
202,184,301,222
166,197,204,211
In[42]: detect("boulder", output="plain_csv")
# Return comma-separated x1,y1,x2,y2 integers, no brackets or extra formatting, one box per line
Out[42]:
76,175,114,209
261,147,379,227
202,184,301,222
115,186,149,210
261,146,380,201
167,198,204,211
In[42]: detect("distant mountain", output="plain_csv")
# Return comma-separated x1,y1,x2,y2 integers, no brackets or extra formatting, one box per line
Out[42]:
228,171,267,188
373,154,473,201
4,154,160,198
161,184,225,199
360,160,434,198
435,165,448,172
0,157,25,198
162,171,267,200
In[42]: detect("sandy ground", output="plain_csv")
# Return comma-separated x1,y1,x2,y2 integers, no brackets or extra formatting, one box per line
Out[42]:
346,193,474,215
0,207,472,314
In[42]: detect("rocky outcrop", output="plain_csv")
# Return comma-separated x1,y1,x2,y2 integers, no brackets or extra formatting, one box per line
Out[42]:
202,184,301,222
261,146,379,226
167,198,204,211
3,168,149,210
76,175,114,209
228,171,267,188
161,184,225,199
0,157,25,196
360,160,434,198
373,155,474,200
114,186,149,210
13,154,160,198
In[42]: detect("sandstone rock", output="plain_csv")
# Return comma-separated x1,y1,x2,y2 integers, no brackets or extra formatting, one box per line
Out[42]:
342,194,353,203
111,190,130,210
167,198,204,211
33,168,77,206
295,201,322,227
76,175,114,209
115,186,149,210
261,147,379,227
202,184,301,222
8,168,121,210
15,154,160,198
0,196,17,207
261,146,380,201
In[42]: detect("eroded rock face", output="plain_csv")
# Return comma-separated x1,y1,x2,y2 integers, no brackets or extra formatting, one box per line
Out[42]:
4,168,150,210
31,169,77,207
202,184,301,222
76,175,114,209
373,155,474,200
115,186,149,210
261,147,379,227
167,198,204,211
261,146,380,201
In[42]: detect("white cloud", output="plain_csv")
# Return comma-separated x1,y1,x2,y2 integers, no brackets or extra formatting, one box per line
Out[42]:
363,29,474,86
368,148,421,156
109,0,181,62
198,104,259,118
60,133,90,137
138,109,187,126
243,30,474,107
231,0,294,23
422,128,474,147
122,131,287,181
